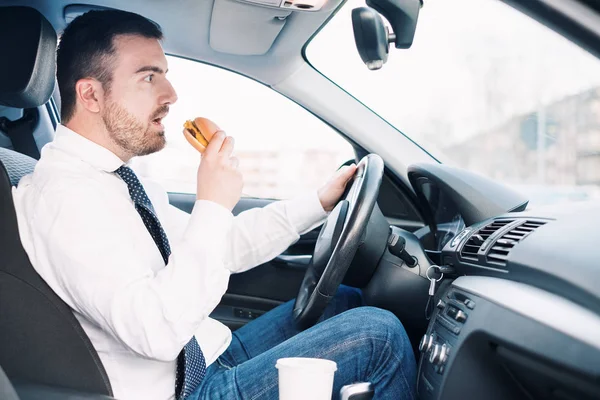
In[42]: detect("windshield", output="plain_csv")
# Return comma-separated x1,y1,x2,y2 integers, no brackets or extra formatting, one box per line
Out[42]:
307,0,600,207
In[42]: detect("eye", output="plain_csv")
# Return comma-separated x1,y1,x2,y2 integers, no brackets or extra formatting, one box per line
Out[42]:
143,74,154,83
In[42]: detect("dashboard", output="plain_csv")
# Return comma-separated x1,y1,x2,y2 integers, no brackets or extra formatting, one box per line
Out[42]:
441,203,600,313
403,163,600,399
417,275,600,400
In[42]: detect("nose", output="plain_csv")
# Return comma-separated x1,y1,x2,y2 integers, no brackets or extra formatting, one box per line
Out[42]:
161,78,178,105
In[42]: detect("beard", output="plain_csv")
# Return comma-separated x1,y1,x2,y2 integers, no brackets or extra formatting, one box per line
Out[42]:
102,99,168,158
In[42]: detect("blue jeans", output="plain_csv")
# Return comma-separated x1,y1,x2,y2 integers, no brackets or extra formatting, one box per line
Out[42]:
190,286,417,400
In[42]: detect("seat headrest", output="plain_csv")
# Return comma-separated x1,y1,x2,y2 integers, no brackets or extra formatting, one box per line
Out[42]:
0,7,57,108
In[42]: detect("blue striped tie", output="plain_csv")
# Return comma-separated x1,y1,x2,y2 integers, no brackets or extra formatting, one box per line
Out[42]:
115,166,206,399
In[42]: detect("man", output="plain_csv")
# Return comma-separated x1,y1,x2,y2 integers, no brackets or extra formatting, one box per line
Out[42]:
12,9,416,400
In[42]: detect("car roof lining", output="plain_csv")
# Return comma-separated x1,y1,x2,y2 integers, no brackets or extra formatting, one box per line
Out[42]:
3,0,343,86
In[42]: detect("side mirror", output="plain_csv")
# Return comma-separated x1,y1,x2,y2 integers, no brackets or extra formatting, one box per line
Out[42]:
352,0,422,70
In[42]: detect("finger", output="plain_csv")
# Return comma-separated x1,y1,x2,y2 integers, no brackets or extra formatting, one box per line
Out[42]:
338,163,357,174
229,156,239,169
219,135,235,158
338,164,357,185
204,131,226,156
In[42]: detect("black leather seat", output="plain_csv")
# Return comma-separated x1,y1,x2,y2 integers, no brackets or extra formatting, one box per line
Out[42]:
0,147,36,186
0,7,112,396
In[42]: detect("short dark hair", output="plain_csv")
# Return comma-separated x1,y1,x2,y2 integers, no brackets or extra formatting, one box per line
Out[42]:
56,10,163,122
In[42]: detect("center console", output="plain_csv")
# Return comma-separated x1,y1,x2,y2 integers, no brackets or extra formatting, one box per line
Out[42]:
417,287,476,398
416,276,600,400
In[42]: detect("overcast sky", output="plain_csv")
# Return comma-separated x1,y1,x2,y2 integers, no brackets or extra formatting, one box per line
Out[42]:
307,0,600,146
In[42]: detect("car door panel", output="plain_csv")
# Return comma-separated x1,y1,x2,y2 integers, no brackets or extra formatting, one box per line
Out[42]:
209,293,283,331
168,193,318,329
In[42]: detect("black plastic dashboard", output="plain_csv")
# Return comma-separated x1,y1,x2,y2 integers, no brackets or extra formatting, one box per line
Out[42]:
442,202,600,315
416,203,600,400
409,162,600,315
407,163,600,400
417,276,600,400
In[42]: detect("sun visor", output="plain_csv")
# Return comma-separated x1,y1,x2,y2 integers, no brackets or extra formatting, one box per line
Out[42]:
0,7,57,108
210,0,292,55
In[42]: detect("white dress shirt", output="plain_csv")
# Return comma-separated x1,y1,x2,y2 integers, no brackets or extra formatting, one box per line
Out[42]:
11,124,327,400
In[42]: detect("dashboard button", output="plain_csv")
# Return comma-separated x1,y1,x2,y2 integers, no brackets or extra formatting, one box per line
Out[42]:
429,344,441,364
426,334,434,352
437,316,461,335
454,310,467,323
447,306,458,319
439,344,449,365
419,334,434,353
430,343,450,366
471,234,484,245
418,335,428,352
464,299,475,309
436,300,446,310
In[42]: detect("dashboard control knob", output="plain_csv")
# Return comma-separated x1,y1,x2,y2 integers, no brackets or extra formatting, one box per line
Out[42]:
439,344,449,365
418,335,427,352
472,234,484,245
430,343,450,365
419,334,434,353
436,299,446,310
429,344,441,364
455,310,467,323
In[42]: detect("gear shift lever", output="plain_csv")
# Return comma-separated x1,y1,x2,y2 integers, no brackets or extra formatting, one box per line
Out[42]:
340,382,374,400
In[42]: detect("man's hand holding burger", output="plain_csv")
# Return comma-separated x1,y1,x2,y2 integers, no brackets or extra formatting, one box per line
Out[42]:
184,117,242,211
185,116,357,213
195,131,243,212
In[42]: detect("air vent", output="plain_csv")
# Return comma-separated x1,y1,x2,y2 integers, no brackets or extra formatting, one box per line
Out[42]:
487,220,547,266
460,219,514,261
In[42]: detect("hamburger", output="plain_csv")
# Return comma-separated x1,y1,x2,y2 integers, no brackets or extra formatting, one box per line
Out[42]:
183,117,223,153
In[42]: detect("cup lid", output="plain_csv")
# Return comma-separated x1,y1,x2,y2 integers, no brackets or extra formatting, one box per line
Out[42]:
276,357,337,372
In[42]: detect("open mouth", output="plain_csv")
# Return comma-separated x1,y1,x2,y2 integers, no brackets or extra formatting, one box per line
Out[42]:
152,117,163,127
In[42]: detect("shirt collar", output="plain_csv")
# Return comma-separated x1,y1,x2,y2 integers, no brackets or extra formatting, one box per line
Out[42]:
53,124,125,172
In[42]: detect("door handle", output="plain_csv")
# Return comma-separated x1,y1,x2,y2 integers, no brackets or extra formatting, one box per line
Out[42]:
273,254,312,268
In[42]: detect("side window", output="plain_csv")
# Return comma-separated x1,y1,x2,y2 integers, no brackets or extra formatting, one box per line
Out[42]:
131,56,355,199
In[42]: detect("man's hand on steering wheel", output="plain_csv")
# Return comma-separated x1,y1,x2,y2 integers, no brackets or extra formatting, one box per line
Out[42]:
294,155,385,330
318,163,358,212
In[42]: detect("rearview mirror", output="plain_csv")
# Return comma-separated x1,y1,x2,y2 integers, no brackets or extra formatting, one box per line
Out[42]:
351,8,390,70
352,0,421,70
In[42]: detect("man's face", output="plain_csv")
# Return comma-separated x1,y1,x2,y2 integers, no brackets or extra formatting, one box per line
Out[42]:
101,35,177,158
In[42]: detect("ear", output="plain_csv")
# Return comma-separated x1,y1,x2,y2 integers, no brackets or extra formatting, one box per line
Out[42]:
74,78,105,114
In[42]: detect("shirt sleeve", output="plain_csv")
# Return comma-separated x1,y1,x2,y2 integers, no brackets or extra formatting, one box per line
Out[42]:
224,191,328,273
165,191,328,274
38,184,233,362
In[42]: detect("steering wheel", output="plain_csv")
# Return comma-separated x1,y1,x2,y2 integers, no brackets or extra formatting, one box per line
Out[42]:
293,154,384,329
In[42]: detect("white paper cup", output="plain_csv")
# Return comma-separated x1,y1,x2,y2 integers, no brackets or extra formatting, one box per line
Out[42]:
276,357,337,400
